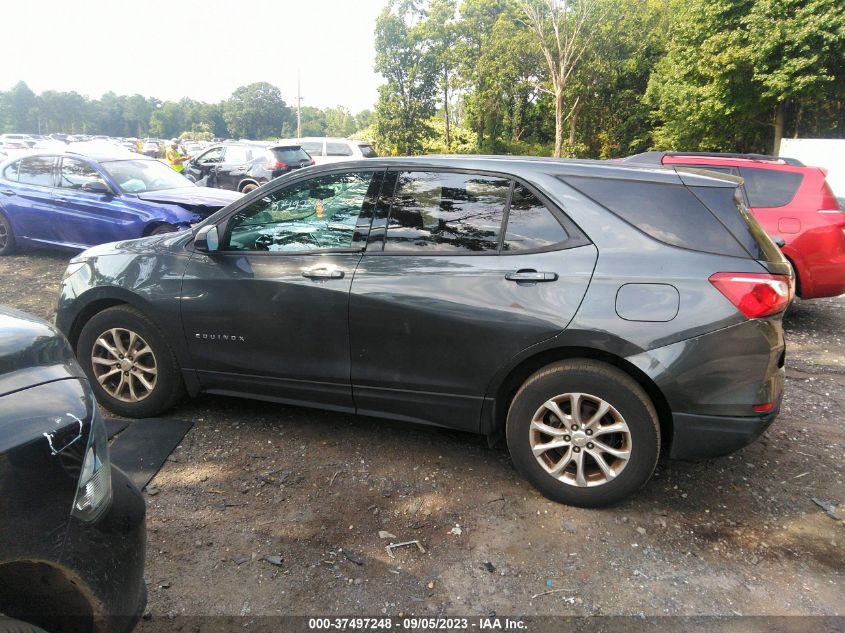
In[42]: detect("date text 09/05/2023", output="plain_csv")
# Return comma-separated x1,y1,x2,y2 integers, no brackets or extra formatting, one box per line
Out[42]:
307,617,527,630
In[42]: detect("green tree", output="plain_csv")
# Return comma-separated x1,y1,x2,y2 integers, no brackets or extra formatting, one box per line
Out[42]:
3,81,37,133
374,0,439,154
325,106,357,136
223,82,292,140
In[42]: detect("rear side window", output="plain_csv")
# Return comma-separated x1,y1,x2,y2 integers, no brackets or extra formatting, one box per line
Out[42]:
385,171,509,253
327,142,353,157
223,146,251,164
2,160,19,182
358,144,378,158
564,176,748,258
739,167,803,208
690,186,783,262
301,142,323,156
18,156,55,187
502,184,568,252
270,147,310,163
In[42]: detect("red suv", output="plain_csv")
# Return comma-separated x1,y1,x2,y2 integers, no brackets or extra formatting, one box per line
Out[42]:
624,152,845,299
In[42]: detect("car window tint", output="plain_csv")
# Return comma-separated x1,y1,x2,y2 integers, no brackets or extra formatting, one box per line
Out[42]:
503,184,568,252
2,160,19,182
738,167,803,208
17,156,54,187
326,142,353,157
198,147,224,163
564,176,748,258
271,147,310,162
227,171,377,252
59,158,105,190
385,171,509,253
301,142,323,156
224,146,250,164
358,144,378,158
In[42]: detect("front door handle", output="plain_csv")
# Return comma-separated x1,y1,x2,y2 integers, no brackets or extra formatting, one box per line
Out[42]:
0,189,14,196
302,268,344,280
505,269,558,282
54,196,68,203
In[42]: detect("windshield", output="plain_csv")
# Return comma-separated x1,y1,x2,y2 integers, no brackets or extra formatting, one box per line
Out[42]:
100,159,193,193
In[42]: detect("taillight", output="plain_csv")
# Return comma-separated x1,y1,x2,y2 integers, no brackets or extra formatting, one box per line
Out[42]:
709,272,793,319
264,161,288,170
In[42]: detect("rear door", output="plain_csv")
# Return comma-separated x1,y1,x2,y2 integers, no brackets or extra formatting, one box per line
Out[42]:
348,169,598,432
0,155,58,242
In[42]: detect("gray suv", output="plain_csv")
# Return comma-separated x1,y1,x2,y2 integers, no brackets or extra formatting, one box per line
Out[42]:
55,157,792,507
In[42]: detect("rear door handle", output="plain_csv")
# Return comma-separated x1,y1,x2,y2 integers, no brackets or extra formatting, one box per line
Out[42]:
0,189,14,196
302,268,344,280
505,270,558,282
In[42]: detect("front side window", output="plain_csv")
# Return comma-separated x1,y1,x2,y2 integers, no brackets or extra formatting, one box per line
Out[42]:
385,171,510,253
59,158,107,191
503,184,568,252
2,160,19,182
197,147,224,164
227,171,378,252
17,156,55,187
327,142,353,157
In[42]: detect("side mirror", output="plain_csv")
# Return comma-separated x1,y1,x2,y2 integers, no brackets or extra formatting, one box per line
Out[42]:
82,181,112,195
770,235,786,248
194,224,220,253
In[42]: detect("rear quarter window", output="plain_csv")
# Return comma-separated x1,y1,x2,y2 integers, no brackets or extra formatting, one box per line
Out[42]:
564,176,749,258
271,147,310,162
327,142,353,157
358,144,378,158
738,167,803,208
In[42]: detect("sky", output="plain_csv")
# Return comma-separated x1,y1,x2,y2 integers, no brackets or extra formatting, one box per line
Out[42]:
0,0,385,113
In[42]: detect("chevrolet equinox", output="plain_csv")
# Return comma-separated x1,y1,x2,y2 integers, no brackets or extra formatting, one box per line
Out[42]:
56,157,792,507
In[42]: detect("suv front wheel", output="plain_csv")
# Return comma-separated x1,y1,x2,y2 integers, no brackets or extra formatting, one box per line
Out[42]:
77,305,184,418
506,359,660,507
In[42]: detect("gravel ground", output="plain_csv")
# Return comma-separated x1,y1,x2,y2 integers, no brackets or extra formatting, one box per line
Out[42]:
1,249,843,626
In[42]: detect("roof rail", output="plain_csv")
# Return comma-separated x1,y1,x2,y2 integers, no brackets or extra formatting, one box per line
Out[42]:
623,151,804,167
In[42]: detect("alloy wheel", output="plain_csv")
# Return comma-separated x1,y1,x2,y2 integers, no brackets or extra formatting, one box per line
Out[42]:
91,327,158,403
528,392,632,487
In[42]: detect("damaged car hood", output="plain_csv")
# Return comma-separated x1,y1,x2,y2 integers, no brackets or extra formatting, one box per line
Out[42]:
135,187,241,216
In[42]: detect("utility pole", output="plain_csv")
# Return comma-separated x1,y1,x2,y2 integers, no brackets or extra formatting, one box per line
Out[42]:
296,68,302,139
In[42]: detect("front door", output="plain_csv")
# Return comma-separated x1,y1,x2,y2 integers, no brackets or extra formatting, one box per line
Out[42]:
180,168,383,410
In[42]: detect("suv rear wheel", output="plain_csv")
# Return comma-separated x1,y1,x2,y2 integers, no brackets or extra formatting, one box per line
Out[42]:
506,359,660,507
77,305,184,418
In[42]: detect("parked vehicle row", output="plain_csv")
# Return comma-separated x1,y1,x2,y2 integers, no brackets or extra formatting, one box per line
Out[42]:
55,155,792,508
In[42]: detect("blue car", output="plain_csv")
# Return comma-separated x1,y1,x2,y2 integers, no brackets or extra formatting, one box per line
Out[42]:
0,150,241,254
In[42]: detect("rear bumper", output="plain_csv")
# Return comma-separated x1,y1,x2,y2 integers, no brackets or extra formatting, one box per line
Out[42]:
669,405,779,459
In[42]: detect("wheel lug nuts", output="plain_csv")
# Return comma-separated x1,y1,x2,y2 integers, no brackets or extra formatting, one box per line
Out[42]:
564,435,571,442
571,425,579,431
573,447,581,453
586,429,593,436
587,442,594,449
123,371,128,375
119,354,124,359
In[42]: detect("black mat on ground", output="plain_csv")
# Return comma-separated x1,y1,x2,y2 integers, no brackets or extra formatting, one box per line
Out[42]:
105,418,131,439
106,417,194,490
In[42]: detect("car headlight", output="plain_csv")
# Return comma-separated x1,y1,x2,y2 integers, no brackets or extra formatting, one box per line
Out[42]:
72,411,113,522
62,261,87,282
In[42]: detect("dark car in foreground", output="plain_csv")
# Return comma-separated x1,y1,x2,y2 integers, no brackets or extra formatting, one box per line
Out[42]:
0,151,240,255
183,142,314,193
0,307,146,633
56,156,791,506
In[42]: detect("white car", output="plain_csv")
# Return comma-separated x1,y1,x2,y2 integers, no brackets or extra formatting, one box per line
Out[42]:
278,137,378,165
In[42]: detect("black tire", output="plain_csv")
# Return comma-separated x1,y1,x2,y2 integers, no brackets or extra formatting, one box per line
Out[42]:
240,183,258,194
149,223,178,236
0,212,16,255
77,305,184,418
506,359,660,508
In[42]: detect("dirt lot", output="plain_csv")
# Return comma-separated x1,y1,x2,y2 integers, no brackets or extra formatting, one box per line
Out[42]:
2,250,843,626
